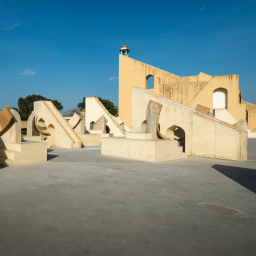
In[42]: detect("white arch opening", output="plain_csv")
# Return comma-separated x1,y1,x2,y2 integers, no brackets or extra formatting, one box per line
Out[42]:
213,88,227,109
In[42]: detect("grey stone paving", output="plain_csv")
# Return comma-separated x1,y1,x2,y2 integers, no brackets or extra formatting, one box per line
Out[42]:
0,140,256,256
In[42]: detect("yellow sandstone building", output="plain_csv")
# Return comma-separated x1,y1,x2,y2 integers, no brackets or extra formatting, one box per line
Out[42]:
118,45,256,132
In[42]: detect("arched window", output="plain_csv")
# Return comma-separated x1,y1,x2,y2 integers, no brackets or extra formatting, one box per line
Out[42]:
141,120,147,132
90,121,95,130
246,110,249,124
166,125,186,152
146,75,154,89
106,125,110,134
213,88,227,109
47,124,55,146
37,118,46,127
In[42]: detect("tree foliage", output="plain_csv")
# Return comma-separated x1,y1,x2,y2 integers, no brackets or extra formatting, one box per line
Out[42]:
98,97,118,116
77,97,118,116
64,108,80,116
77,97,86,111
18,94,63,120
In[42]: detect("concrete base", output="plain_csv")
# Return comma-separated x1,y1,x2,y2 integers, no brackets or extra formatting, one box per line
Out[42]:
89,130,105,134
79,134,113,146
101,137,187,162
79,134,101,146
101,133,114,138
22,135,43,142
126,132,153,140
22,135,51,149
0,141,47,166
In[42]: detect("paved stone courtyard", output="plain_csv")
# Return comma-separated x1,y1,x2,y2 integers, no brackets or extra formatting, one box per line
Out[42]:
0,139,256,256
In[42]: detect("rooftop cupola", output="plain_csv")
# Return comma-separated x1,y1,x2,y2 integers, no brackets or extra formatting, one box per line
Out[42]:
119,43,130,56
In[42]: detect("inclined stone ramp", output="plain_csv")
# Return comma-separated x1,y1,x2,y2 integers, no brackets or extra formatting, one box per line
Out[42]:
132,87,247,161
86,97,125,137
34,101,81,149
95,97,125,135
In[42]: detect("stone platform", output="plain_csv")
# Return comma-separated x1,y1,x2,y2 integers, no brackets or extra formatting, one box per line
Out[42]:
101,137,187,162
0,141,47,166
79,133,113,146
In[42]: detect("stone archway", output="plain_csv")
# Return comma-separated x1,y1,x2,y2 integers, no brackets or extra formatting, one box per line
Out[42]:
47,124,55,146
146,75,154,89
213,88,228,109
106,125,110,134
141,120,147,133
90,121,95,130
166,125,185,152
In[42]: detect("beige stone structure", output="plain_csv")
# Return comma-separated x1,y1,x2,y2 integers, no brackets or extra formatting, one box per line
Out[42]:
27,112,40,136
86,97,125,137
67,113,85,135
119,55,256,134
92,115,108,133
102,96,186,163
101,137,186,163
131,87,247,161
0,105,13,135
30,101,82,149
0,106,47,166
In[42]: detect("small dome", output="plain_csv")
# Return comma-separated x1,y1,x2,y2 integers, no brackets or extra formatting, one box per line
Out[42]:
119,44,130,51
121,43,128,49
119,43,130,55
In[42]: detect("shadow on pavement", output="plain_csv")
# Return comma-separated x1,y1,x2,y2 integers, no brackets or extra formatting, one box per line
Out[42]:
47,154,59,161
212,164,256,194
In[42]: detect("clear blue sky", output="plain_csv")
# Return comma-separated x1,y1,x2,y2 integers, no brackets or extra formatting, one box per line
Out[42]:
1,0,256,112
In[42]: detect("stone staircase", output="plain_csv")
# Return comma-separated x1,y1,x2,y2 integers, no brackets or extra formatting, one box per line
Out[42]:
0,141,47,167
0,143,22,166
43,101,81,148
94,97,125,135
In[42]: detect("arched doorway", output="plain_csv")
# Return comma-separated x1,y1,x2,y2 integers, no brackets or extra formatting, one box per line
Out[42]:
141,120,147,132
47,124,55,146
106,125,110,134
166,125,185,152
90,121,95,130
213,88,228,109
146,75,154,89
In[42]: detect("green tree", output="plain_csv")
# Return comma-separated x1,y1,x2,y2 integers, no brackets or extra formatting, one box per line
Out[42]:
18,94,63,120
98,97,118,116
77,97,85,111
77,96,118,116
64,108,80,116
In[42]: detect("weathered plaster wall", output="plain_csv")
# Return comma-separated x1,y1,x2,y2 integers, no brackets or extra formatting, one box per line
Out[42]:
119,54,179,127
188,75,246,123
119,55,256,131
244,101,256,132
157,74,211,106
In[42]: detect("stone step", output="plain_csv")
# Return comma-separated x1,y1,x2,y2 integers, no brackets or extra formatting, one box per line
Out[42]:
0,149,17,160
44,101,81,146
0,157,14,167
4,142,22,152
